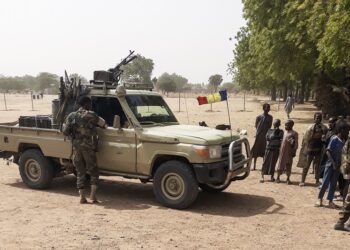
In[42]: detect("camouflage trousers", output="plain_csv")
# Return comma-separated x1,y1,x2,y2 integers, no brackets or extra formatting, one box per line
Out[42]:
73,147,99,189
337,184,350,224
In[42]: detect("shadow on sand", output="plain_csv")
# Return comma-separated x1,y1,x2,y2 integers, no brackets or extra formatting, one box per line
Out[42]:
291,117,315,124
8,175,284,217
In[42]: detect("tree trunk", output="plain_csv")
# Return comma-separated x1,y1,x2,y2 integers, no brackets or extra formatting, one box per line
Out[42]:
305,83,311,102
295,84,299,103
271,85,277,101
298,81,306,104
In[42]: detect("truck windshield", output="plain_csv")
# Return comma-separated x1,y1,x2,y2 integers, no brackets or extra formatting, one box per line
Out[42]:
125,95,178,125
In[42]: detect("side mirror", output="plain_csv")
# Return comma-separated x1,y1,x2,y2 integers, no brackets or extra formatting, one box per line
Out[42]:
113,115,121,129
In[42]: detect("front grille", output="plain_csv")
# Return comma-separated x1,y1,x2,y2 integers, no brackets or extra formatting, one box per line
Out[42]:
221,143,244,163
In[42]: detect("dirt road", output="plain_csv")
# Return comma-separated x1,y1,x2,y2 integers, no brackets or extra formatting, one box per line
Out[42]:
0,93,349,249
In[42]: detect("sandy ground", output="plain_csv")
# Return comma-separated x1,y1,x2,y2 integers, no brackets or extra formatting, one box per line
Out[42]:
0,93,349,250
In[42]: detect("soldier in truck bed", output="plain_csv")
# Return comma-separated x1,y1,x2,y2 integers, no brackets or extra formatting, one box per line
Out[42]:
63,96,107,204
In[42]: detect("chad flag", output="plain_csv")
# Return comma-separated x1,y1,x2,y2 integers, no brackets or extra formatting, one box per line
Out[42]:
197,90,228,105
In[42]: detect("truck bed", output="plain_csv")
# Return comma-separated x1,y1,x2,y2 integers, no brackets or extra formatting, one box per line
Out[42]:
0,125,71,159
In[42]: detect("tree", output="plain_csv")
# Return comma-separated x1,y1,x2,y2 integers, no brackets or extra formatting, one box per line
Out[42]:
157,73,189,95
35,72,59,91
229,0,350,114
121,54,154,84
208,74,223,92
157,73,177,95
171,73,188,91
220,82,237,93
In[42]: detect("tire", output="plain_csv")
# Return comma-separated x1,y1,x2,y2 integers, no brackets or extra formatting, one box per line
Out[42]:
19,149,54,189
153,160,199,209
199,182,230,192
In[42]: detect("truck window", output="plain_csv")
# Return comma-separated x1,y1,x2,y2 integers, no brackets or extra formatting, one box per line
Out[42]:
91,96,128,127
125,95,178,124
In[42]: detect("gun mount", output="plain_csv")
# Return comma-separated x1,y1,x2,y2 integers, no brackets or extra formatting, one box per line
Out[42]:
91,50,137,86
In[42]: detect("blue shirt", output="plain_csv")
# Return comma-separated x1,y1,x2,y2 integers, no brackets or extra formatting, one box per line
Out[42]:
326,135,344,168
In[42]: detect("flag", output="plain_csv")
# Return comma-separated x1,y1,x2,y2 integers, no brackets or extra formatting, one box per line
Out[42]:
197,90,228,105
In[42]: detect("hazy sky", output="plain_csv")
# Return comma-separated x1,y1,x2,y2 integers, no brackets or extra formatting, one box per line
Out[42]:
0,0,245,83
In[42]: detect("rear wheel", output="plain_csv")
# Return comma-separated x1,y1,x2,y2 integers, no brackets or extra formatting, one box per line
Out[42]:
19,149,54,189
153,160,198,209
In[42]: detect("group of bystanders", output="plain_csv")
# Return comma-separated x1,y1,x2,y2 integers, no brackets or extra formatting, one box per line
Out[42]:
250,99,350,232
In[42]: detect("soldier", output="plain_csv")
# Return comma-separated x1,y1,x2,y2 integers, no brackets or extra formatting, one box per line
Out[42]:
251,103,273,170
334,130,350,231
298,112,327,186
63,96,107,204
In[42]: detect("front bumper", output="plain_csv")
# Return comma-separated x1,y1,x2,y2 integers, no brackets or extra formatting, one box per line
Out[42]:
193,160,250,184
193,138,251,185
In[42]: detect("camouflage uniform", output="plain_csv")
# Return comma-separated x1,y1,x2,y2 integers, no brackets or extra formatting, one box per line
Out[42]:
64,107,106,189
337,138,350,225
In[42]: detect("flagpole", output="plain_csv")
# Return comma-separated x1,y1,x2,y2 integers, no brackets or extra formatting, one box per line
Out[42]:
225,94,233,141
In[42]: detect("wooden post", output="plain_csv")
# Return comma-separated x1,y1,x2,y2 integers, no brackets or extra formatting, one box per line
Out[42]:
30,91,34,111
226,99,233,140
3,92,7,111
184,92,190,124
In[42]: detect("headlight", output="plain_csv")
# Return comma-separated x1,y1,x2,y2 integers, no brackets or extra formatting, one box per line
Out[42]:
209,145,222,158
193,145,222,159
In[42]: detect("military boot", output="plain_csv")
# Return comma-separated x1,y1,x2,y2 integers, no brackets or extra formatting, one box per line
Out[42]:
90,185,99,203
79,189,88,204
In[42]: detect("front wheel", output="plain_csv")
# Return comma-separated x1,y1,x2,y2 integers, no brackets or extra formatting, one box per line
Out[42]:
19,149,54,189
153,160,199,209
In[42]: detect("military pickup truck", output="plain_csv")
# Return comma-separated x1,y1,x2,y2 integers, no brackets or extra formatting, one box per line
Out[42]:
0,71,251,209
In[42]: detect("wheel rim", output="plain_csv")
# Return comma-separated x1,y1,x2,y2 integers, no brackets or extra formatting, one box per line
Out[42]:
24,159,42,182
161,173,185,200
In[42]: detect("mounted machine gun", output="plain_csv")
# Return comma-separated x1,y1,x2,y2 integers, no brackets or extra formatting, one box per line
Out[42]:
91,50,137,86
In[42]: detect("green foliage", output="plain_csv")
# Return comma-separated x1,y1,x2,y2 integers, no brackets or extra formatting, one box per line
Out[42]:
229,0,350,107
0,72,59,92
208,74,223,92
35,72,59,91
157,73,188,94
318,0,350,68
157,73,177,94
121,54,154,84
220,82,237,92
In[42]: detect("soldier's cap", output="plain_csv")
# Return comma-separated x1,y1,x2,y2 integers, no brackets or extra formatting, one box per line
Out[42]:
78,96,91,106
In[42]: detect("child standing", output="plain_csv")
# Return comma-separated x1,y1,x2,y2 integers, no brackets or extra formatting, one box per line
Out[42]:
276,120,299,184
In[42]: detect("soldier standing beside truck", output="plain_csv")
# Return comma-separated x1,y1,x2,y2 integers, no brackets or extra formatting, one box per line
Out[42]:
63,96,107,204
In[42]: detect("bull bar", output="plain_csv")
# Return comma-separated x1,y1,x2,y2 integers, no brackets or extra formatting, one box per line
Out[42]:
207,137,252,189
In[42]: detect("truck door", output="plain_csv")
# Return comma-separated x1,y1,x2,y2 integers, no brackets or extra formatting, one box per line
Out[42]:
91,96,137,173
